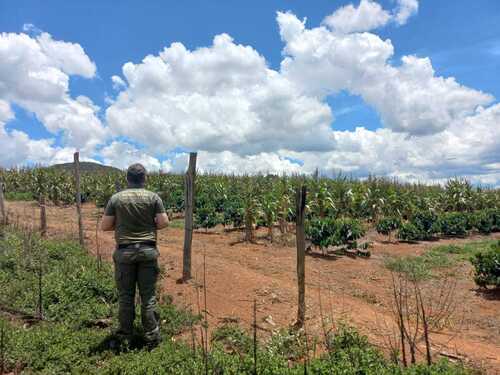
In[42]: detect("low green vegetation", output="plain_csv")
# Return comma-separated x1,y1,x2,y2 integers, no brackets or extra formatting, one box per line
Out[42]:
306,217,365,250
394,208,500,242
4,191,33,201
167,218,185,229
385,239,499,282
0,231,116,326
470,241,500,289
436,211,469,237
376,216,401,240
0,230,475,374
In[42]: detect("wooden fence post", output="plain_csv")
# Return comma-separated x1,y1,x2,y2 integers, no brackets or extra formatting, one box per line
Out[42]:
96,212,102,272
74,152,85,248
39,195,47,238
0,181,6,225
295,184,307,328
182,152,197,282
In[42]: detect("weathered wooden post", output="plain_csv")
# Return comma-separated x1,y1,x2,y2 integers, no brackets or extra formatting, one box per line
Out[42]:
96,212,102,272
74,152,85,248
0,181,6,225
39,195,47,238
182,152,197,282
295,184,307,328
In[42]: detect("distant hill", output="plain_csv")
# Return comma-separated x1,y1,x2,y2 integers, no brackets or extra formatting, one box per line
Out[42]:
50,161,123,174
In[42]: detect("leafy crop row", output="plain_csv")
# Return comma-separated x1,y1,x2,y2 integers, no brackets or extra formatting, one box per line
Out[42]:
2,168,499,245
376,209,500,242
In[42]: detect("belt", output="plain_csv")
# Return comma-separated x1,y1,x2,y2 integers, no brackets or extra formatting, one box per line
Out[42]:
117,241,156,250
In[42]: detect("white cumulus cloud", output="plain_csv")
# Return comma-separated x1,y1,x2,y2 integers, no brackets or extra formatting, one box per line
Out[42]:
322,0,419,34
278,12,493,135
322,0,391,33
394,0,419,25
111,75,126,90
169,150,303,175
101,141,168,171
0,31,106,155
106,33,334,155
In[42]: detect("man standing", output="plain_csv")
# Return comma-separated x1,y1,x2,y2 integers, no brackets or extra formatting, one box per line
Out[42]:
101,163,169,349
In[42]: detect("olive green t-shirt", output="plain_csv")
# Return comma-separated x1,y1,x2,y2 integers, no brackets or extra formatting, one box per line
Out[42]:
104,188,166,245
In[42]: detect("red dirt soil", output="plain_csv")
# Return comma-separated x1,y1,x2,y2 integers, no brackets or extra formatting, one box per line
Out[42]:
5,201,500,374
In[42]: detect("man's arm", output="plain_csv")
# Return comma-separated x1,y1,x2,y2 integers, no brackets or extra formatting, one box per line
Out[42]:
155,213,169,229
154,193,168,229
101,197,116,231
101,215,116,231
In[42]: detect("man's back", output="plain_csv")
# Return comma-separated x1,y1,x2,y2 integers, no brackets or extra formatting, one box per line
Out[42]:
101,163,168,349
105,188,165,245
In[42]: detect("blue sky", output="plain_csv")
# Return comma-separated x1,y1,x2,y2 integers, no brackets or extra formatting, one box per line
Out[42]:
0,0,499,184
2,0,499,135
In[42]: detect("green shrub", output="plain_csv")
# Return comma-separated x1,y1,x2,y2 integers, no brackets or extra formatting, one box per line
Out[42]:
411,210,439,240
469,209,500,234
385,256,433,281
0,232,116,326
437,212,468,236
333,218,365,247
222,201,244,227
306,217,336,249
306,217,365,250
397,222,422,242
491,209,500,231
267,328,308,361
4,191,33,201
194,205,222,229
211,324,252,354
376,217,401,236
327,324,370,351
470,241,500,288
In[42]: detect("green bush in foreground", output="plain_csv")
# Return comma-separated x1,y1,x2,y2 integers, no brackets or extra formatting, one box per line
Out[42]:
0,231,116,326
470,241,500,288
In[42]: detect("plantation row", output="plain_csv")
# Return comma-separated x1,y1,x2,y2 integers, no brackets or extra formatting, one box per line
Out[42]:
1,168,499,245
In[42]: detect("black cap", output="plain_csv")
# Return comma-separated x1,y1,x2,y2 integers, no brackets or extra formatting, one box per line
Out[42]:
127,163,147,186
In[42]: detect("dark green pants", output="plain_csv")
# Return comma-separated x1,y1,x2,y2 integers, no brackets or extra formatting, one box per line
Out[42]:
113,245,160,343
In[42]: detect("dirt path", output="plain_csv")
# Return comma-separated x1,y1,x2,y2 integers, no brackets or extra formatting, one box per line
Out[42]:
5,201,500,374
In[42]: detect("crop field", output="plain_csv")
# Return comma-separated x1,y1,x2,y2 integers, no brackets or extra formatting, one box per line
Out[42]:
0,167,499,374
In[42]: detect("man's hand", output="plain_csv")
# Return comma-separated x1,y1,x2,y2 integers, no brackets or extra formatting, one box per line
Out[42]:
155,213,169,229
100,215,116,231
